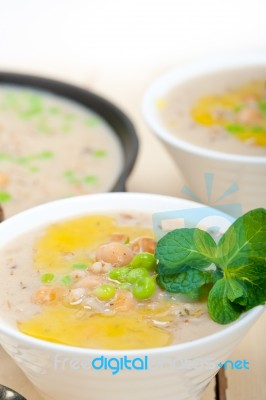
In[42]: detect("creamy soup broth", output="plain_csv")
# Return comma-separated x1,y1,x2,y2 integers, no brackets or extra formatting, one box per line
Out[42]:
159,66,266,156
0,212,223,350
0,87,123,217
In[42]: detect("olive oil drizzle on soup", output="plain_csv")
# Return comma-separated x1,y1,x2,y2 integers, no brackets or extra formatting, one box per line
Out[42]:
0,86,123,217
159,67,266,156
0,212,223,350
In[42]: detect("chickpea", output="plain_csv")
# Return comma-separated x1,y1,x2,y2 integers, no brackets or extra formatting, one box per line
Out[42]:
131,237,156,254
96,242,133,267
31,286,68,305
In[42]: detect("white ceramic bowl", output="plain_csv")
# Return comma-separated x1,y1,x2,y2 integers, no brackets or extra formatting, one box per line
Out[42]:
142,54,266,214
0,193,264,400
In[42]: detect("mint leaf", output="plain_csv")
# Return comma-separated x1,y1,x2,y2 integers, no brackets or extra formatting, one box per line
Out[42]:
243,280,266,310
212,268,223,283
217,208,266,268
224,278,248,306
207,278,243,324
155,228,217,274
186,285,211,301
225,260,266,309
157,267,213,294
225,260,266,284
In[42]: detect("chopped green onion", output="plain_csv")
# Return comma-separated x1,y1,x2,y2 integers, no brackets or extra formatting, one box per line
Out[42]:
64,113,75,121
63,170,79,184
0,191,12,202
71,263,88,270
20,108,42,119
49,106,61,115
92,149,106,158
28,166,40,173
85,117,99,127
40,151,54,159
0,153,12,162
61,275,72,285
83,175,97,185
62,125,72,133
41,273,55,284
225,124,245,134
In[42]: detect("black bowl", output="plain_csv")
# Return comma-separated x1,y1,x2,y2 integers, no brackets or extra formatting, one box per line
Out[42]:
0,71,138,192
0,384,27,400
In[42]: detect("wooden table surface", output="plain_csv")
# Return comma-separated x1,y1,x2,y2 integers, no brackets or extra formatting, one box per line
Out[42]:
0,65,265,400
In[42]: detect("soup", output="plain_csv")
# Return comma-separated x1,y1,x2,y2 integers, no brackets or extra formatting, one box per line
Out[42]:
159,67,266,156
0,86,123,217
0,212,223,350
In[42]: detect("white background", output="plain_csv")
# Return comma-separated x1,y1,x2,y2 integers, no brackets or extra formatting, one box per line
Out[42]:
1,0,266,78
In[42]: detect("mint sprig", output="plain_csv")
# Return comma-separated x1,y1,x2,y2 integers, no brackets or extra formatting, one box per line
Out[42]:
155,208,266,324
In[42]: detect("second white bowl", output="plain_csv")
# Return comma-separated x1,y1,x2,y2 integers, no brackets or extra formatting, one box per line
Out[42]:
142,54,266,214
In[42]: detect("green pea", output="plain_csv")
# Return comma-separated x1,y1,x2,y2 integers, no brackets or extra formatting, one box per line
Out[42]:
41,273,55,284
108,266,131,282
118,282,131,290
130,253,157,271
94,285,116,301
126,268,149,284
132,277,157,300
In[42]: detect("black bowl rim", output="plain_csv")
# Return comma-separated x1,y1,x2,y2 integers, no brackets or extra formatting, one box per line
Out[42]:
0,71,139,192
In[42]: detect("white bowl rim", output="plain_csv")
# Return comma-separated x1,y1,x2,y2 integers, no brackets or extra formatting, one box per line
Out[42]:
142,53,266,164
0,192,264,356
